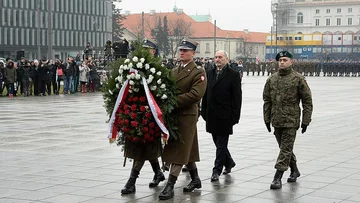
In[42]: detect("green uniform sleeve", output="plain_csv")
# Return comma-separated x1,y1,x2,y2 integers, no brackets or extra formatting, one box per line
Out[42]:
177,70,207,108
299,78,313,125
263,78,271,124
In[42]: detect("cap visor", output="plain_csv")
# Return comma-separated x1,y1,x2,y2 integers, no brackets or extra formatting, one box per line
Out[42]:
178,46,193,50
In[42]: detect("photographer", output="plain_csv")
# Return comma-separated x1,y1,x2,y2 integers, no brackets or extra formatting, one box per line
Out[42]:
84,42,93,60
87,57,99,92
63,57,76,94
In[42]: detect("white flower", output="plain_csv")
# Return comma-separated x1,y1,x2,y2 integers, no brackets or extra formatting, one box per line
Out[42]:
145,64,150,70
123,65,129,70
126,75,131,80
135,74,141,80
147,78,153,84
118,69,123,74
161,64,165,67
134,88,140,92
117,76,121,81
140,58,145,63
136,62,143,69
108,90,113,95
129,89,133,93
124,59,130,63
115,77,118,82
156,71,162,76
150,86,157,91
160,84,166,89
157,79,162,84
116,83,120,89
128,63,133,68
129,80,135,85
130,73,135,79
120,65,124,69
150,68,156,73
161,94,168,99
132,56,138,62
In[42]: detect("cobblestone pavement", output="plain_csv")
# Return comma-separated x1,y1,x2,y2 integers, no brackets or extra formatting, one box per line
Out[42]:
1,76,360,203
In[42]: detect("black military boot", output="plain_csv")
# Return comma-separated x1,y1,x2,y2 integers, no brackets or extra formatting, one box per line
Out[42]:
287,163,301,183
270,170,284,190
149,162,165,187
121,169,139,194
183,168,202,192
159,175,177,200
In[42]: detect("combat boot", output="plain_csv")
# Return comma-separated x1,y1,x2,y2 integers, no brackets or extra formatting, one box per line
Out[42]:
159,175,177,200
270,170,284,189
183,168,202,192
149,162,165,187
287,163,301,182
121,169,139,194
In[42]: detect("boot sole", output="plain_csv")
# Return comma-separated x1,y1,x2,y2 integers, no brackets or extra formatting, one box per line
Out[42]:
270,185,282,189
121,189,136,194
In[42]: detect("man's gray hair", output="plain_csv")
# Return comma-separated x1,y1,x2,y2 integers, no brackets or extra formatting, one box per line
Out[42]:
216,50,229,58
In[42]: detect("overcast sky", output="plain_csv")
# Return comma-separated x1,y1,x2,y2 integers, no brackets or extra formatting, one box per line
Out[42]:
116,0,272,33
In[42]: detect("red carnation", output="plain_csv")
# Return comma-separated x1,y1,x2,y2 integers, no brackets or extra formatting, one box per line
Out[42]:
126,136,132,140
145,112,152,118
149,129,155,135
123,105,129,110
133,97,139,102
155,126,160,132
128,97,133,102
149,122,155,128
131,104,137,111
142,127,149,133
142,119,148,125
124,110,130,115
144,133,150,140
131,121,139,127
119,119,124,125
140,96,146,103
140,106,146,112
132,137,139,142
131,112,137,119
123,119,129,125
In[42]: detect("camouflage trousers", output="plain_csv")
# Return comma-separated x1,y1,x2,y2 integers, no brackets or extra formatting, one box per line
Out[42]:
274,127,297,171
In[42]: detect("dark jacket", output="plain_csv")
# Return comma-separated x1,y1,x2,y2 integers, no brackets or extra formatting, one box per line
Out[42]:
64,61,76,76
22,66,32,81
4,64,17,83
201,64,242,135
38,64,47,81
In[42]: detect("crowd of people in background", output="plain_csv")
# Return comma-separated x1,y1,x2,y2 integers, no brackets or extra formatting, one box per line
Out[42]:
0,56,108,98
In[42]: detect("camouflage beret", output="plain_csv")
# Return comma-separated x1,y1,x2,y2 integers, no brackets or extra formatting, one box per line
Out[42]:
276,50,293,61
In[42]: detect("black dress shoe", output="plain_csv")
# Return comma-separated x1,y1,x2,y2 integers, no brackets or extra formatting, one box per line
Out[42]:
211,173,219,182
223,162,236,175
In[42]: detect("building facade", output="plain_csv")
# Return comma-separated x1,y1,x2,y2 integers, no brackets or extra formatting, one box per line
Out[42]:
0,0,113,61
267,0,360,60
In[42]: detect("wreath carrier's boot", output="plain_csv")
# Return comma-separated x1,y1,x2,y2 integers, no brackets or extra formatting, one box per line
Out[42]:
287,163,301,182
149,162,165,187
121,169,139,194
159,175,177,200
183,168,202,192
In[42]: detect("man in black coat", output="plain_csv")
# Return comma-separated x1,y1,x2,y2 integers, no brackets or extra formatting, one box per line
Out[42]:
201,50,242,182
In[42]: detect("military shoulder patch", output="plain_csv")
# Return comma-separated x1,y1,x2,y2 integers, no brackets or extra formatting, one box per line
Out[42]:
197,66,202,69
200,75,205,81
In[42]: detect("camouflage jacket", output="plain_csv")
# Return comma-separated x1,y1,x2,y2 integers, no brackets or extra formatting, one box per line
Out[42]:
263,66,313,128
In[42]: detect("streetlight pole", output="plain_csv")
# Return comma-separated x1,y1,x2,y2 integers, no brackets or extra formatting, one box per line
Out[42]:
47,0,53,60
275,3,278,55
37,0,41,59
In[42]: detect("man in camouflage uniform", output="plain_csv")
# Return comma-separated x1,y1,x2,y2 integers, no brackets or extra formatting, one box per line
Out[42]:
263,50,313,190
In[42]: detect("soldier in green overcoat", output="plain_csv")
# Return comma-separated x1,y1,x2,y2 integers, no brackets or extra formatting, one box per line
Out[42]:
159,39,207,200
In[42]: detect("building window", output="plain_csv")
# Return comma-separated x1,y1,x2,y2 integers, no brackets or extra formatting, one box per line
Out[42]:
294,36,302,41
297,12,303,24
196,44,200,53
348,18,352,25
337,8,341,13
206,43,210,53
315,9,319,14
326,9,330,13
315,19,319,26
337,18,341,25
348,8,352,13
326,18,330,25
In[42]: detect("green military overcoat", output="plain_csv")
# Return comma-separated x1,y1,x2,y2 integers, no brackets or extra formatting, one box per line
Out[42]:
162,61,207,165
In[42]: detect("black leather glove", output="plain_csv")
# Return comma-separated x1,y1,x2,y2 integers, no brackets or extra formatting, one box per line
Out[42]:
266,123,271,132
301,124,308,134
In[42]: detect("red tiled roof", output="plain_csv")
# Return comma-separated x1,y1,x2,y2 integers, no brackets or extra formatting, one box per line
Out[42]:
121,12,267,43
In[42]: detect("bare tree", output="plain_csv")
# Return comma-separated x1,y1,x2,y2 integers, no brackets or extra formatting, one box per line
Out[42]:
168,19,192,58
237,34,253,61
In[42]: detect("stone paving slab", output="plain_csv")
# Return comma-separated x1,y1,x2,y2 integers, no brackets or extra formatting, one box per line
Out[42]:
0,76,360,203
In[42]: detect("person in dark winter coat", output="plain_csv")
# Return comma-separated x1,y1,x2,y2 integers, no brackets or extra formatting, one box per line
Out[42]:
4,60,17,97
21,61,32,96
